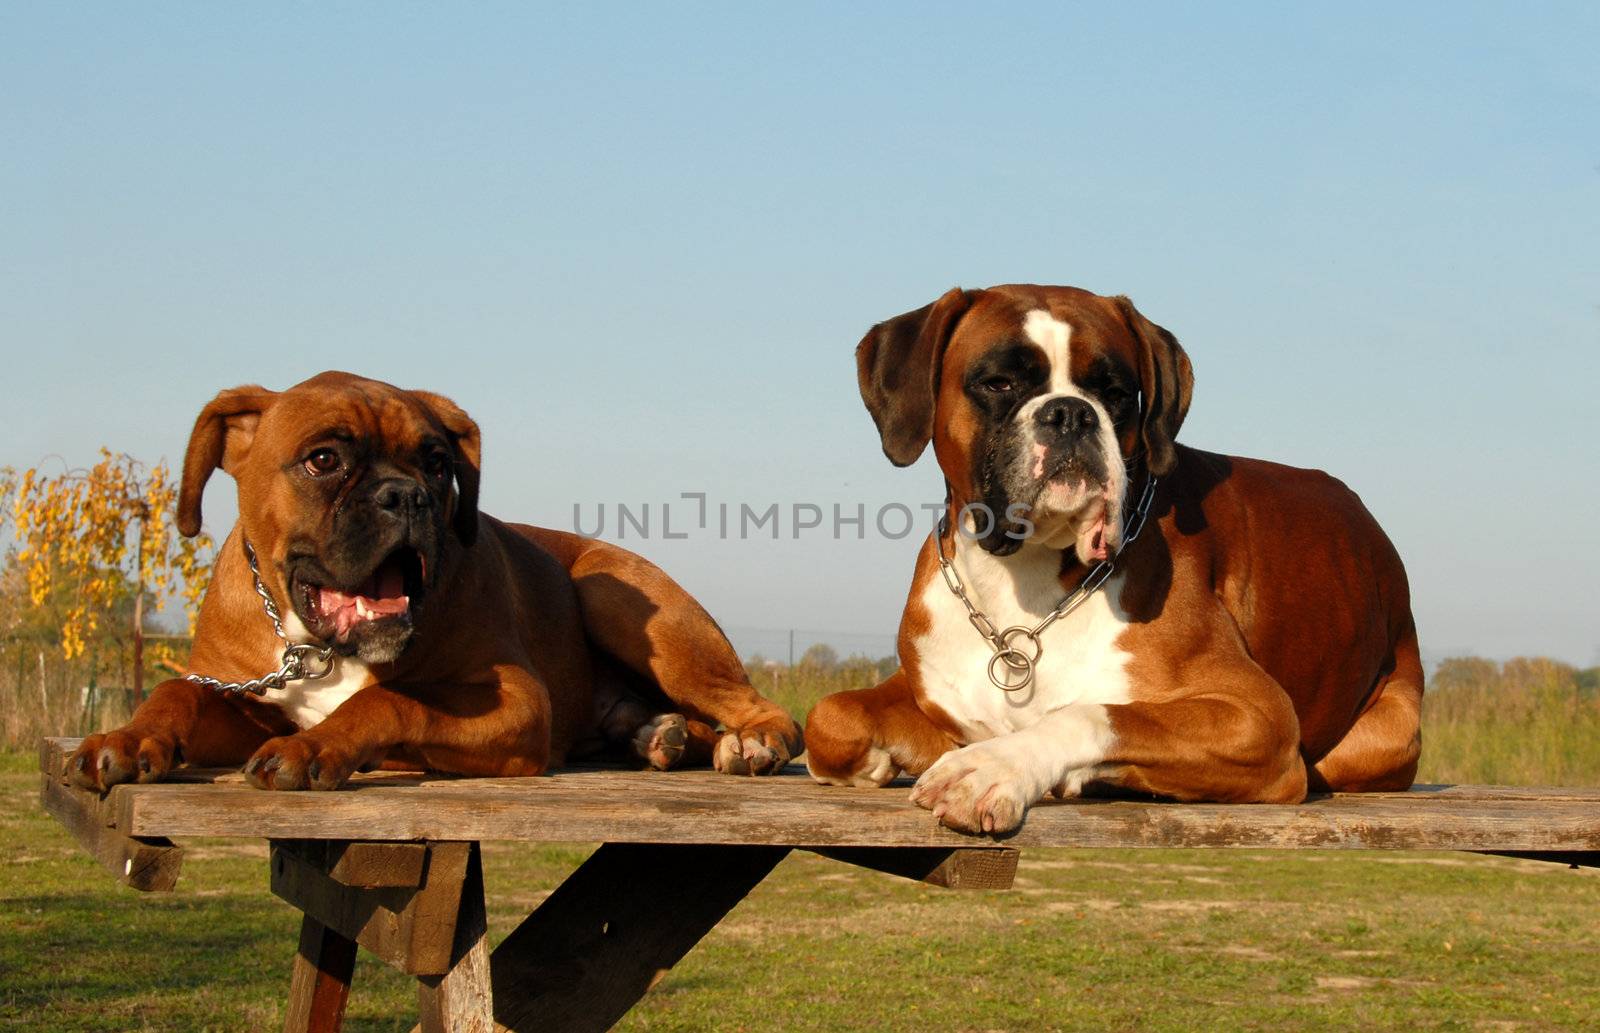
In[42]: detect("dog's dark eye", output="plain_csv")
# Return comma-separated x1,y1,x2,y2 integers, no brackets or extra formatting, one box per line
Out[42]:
304,449,341,476
980,376,1015,394
425,451,452,479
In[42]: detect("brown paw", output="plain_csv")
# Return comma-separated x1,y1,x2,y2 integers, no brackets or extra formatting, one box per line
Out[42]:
632,713,688,770
713,716,802,776
243,735,358,791
67,728,179,791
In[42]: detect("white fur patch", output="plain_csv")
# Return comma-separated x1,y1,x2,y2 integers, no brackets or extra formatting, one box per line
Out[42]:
271,611,372,729
909,529,1132,820
1022,309,1074,391
1015,308,1129,552
909,702,1115,833
914,535,1134,742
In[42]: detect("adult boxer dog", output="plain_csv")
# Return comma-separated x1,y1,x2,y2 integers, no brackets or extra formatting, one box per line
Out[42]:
805,285,1422,834
69,372,801,791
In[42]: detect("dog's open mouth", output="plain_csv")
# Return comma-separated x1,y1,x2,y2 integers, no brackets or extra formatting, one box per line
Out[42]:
297,547,427,643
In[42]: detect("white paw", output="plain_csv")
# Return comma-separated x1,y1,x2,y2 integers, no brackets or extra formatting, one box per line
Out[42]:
909,741,1039,835
807,746,898,788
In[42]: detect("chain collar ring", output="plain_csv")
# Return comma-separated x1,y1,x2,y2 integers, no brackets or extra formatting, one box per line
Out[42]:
935,474,1157,694
183,542,337,697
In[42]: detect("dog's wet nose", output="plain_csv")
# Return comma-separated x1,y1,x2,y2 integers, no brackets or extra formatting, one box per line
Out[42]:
1036,396,1098,437
373,478,430,515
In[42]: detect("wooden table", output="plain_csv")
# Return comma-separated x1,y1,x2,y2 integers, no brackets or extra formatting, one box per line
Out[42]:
38,738,1600,1032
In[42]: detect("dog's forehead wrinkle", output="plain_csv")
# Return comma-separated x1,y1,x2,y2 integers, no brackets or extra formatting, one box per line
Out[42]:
271,385,435,459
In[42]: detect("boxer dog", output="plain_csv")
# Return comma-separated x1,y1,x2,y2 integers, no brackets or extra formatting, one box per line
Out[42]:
69,372,801,790
805,285,1422,834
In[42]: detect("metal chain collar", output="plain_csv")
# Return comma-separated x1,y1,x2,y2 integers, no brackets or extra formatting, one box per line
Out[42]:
184,542,336,697
934,474,1157,694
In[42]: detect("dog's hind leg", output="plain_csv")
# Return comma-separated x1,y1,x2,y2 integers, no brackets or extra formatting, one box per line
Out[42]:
1310,619,1424,793
589,659,720,770
805,670,957,787
525,527,802,774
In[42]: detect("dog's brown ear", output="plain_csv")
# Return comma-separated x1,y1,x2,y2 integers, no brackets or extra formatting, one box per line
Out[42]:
412,390,482,545
856,287,975,466
178,385,280,538
1114,296,1193,478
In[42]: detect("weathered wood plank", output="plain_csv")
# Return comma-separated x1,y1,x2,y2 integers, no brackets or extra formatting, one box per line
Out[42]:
810,846,1020,889
38,739,1600,853
282,916,358,1033
112,782,1600,852
38,770,184,892
276,840,429,888
269,840,474,976
489,844,790,1033
1371,784,1600,802
415,844,494,1033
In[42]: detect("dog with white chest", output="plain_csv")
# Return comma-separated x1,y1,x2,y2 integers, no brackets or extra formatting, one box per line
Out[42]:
806,284,1423,835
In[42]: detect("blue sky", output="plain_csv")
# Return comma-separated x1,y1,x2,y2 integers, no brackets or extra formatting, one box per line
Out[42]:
2,3,1596,664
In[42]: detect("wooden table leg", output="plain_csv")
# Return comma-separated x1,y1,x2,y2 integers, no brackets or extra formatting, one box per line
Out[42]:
273,839,496,1033
283,915,359,1033
416,842,494,1033
490,843,790,1033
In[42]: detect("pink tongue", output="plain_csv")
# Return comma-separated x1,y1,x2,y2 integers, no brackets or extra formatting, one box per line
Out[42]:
317,566,409,639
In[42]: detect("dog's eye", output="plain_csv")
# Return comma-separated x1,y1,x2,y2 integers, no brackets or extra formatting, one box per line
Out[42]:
304,449,342,476
426,452,452,479
980,376,1014,394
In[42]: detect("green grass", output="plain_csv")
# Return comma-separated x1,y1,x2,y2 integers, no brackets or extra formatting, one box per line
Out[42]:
5,656,1598,1030
3,765,1598,1031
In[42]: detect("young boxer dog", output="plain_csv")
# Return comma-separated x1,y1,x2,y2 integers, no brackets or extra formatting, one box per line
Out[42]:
69,372,801,790
805,285,1422,834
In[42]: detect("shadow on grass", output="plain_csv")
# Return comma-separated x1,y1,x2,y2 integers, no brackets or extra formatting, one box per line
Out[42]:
4,891,290,995
2,889,432,1032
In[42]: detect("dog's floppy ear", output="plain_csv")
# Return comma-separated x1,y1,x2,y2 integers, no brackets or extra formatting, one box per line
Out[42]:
412,390,482,546
177,385,280,538
855,287,975,466
1114,296,1193,478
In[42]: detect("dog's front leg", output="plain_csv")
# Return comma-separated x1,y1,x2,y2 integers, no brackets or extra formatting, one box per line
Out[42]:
909,703,1116,835
911,688,1309,834
243,675,552,790
68,677,292,790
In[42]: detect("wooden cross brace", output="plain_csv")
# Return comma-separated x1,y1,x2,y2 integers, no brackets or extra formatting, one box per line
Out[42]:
269,838,1019,1033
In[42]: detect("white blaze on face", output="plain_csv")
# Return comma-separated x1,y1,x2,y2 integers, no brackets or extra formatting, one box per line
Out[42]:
1013,309,1128,555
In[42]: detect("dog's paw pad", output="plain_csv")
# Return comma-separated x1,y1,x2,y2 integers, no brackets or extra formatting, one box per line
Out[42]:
714,731,782,776
632,713,688,771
